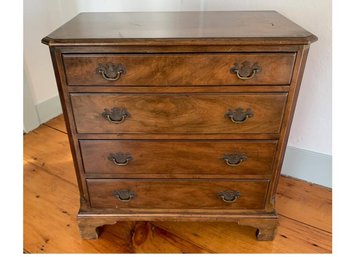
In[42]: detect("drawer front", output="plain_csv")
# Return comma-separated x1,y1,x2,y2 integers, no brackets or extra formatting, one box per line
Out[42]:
80,140,277,176
71,93,287,134
87,179,269,209
63,53,295,86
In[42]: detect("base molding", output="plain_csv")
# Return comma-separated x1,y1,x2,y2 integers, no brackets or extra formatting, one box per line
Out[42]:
282,146,332,188
238,218,279,241
78,215,117,240
77,211,279,241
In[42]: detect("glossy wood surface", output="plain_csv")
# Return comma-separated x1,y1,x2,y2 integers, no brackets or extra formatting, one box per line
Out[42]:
42,11,317,242
71,93,287,134
63,53,295,86
80,140,277,176
42,11,317,46
86,178,269,210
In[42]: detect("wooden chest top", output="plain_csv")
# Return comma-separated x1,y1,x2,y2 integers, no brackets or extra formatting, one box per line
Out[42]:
42,11,317,46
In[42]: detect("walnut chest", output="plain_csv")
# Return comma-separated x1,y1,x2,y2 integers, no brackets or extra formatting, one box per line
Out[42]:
42,11,317,240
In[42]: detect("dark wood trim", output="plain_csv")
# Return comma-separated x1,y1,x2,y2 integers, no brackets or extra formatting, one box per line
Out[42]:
273,46,310,193
57,45,303,54
58,45,303,54
82,173,272,180
75,133,280,140
66,85,290,93
49,47,91,209
77,211,278,240
78,211,278,219
265,45,310,211
43,36,317,47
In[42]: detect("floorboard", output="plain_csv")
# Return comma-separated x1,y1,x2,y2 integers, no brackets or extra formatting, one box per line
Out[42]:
276,176,331,232
44,115,67,134
23,115,332,253
153,216,331,253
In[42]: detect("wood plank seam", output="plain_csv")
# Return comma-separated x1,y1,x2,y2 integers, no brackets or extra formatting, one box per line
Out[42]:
25,160,78,188
277,214,332,234
43,123,67,135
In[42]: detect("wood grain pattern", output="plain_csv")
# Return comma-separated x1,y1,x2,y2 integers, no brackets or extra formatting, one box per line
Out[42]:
153,216,331,253
24,162,132,253
80,140,277,176
42,11,318,242
44,115,67,133
129,222,210,253
86,178,269,210
71,93,287,134
63,53,295,86
24,125,76,185
276,176,332,233
24,122,331,253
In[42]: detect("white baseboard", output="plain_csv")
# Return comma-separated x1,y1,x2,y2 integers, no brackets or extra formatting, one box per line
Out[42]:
282,146,332,188
36,95,62,124
24,76,40,133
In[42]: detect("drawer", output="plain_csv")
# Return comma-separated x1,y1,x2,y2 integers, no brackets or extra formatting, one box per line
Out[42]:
86,179,269,209
71,93,287,134
63,53,295,86
80,140,277,176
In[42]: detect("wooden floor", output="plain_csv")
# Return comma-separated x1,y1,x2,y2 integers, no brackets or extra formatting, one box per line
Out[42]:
23,115,332,253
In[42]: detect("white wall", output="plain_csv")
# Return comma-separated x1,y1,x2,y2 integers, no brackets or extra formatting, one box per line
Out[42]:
24,0,79,105
24,0,331,156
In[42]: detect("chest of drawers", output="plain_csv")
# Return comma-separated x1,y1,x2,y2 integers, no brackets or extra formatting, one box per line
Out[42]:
43,11,317,241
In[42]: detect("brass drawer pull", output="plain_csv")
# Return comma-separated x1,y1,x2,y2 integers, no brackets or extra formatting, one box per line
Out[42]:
218,190,240,203
225,108,253,124
223,153,247,166
102,107,130,124
230,61,261,80
108,152,133,166
113,190,135,202
96,63,126,81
